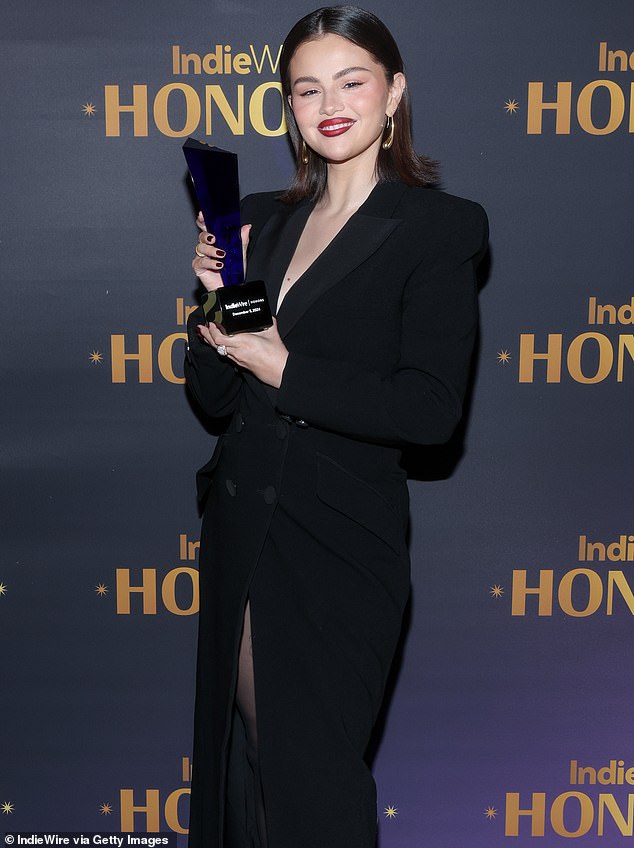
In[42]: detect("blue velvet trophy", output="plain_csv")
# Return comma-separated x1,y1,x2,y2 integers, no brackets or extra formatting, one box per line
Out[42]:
183,138,273,335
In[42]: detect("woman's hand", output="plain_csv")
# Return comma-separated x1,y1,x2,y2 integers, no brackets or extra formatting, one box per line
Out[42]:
192,212,252,292
196,319,289,389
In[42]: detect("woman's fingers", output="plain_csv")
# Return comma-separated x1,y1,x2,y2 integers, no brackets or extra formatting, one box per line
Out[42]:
197,318,288,387
192,218,252,290
196,323,232,357
194,236,226,263
192,248,225,271
192,228,227,290
206,322,228,348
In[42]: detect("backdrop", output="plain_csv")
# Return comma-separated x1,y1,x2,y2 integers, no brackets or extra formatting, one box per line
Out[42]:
2,1,633,845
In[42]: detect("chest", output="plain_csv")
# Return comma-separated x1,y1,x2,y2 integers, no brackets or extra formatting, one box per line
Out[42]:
277,209,359,310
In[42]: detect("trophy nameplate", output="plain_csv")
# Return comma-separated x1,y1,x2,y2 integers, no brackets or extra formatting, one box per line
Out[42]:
183,138,273,335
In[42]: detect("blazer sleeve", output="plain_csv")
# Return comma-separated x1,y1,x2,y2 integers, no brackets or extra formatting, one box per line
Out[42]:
184,307,242,419
276,203,488,445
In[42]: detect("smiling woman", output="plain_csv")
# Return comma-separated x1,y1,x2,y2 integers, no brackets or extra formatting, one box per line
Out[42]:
185,6,488,848
277,5,438,204
288,35,404,170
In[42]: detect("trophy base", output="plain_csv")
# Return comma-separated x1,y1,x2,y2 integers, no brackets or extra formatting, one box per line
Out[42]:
201,280,273,335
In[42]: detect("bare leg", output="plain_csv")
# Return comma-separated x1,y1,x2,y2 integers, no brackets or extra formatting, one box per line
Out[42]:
235,601,268,847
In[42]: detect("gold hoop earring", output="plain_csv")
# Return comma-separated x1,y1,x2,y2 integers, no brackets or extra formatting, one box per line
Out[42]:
382,115,395,150
300,139,310,165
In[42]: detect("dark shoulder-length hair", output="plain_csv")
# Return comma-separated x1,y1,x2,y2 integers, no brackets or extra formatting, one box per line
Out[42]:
278,5,438,203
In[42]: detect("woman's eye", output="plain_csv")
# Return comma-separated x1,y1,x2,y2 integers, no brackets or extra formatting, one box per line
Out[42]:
299,88,319,97
343,81,362,89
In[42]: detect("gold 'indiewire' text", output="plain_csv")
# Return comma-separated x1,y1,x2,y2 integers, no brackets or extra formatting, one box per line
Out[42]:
598,42,634,72
171,43,282,75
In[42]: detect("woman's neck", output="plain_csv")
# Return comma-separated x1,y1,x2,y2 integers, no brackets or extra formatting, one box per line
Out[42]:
320,155,379,215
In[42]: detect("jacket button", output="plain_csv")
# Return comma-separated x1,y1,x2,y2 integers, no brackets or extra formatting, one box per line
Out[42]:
225,479,237,496
235,413,244,433
275,421,288,440
263,485,276,505
296,419,308,428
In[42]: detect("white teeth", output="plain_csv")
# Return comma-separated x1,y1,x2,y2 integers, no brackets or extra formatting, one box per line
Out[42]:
320,122,354,131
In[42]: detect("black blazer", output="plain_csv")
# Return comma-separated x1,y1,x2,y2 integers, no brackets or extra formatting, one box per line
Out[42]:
185,180,488,848
189,180,487,443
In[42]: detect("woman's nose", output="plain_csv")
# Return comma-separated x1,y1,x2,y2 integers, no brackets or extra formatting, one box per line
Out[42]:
319,87,343,115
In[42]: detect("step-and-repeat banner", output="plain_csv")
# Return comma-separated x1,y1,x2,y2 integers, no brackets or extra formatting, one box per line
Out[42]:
3,1,633,845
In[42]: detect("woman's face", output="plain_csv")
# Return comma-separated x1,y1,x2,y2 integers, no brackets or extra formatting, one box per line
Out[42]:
288,33,405,169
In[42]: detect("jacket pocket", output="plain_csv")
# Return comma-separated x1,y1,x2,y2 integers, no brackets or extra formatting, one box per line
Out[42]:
316,453,406,555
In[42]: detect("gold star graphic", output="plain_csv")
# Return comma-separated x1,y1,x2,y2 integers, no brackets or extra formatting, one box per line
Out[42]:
490,585,504,598
89,350,103,364
504,99,519,114
2,801,14,814
497,349,511,364
0,583,7,596
485,805,497,819
384,805,398,819
99,802,112,815
95,583,109,596
82,103,96,117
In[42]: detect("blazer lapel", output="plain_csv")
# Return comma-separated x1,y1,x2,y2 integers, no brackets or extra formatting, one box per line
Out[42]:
276,182,407,338
246,181,407,408
276,214,400,338
244,200,312,409
245,200,313,315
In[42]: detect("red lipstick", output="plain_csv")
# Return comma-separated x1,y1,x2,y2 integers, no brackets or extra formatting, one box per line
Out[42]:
317,118,356,137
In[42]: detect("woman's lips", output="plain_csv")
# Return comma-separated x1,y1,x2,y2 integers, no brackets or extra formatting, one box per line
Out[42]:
317,118,356,137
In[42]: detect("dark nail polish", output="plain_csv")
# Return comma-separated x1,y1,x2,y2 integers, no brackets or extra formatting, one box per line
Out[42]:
215,261,224,269
206,234,214,243
216,249,226,257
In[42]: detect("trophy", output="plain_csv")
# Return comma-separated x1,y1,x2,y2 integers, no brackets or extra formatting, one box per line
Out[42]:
183,138,273,335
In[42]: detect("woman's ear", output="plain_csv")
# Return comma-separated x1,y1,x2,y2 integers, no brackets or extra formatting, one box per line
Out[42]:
388,72,406,115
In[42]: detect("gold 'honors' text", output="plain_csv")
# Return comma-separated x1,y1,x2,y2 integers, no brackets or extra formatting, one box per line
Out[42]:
109,298,196,384
502,758,634,838
115,533,200,615
526,42,634,135
510,534,634,618
518,296,634,383
103,43,285,137
119,758,192,833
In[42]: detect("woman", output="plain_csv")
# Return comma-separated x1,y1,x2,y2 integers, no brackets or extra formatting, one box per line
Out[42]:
185,6,488,847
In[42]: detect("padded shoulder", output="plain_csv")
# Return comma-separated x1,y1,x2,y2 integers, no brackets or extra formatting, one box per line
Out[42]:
394,186,489,267
240,191,290,229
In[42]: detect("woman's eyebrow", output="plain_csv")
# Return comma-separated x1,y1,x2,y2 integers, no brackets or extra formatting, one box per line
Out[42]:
292,66,372,87
333,66,371,79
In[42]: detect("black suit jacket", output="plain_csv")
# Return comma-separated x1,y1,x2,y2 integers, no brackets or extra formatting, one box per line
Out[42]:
189,180,487,443
185,180,488,848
